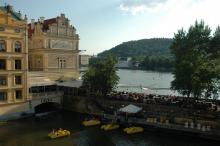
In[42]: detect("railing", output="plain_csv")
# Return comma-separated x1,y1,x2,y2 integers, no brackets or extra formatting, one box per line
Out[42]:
29,91,63,100
117,85,170,90
103,114,216,135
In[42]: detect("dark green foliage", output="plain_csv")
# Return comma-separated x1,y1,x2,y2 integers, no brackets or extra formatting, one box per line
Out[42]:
82,57,119,96
98,38,174,71
139,56,174,72
98,38,173,58
210,26,220,58
170,20,220,98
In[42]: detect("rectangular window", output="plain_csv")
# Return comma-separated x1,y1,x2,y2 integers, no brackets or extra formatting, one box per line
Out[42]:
59,59,66,68
0,59,6,70
15,90,22,100
15,76,22,85
0,91,7,101
0,76,7,86
0,27,5,31
15,60,22,70
59,60,62,68
63,60,66,68
15,41,22,53
14,28,21,33
0,40,6,52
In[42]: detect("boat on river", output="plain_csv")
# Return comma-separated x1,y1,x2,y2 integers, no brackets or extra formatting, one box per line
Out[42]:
82,119,101,126
48,129,70,139
101,123,120,131
123,126,144,134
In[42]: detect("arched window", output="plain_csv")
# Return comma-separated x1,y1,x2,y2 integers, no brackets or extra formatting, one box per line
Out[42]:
15,41,21,53
0,40,6,52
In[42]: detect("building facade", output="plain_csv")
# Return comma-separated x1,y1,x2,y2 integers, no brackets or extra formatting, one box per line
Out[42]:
0,7,81,119
28,14,80,80
116,57,132,68
79,55,91,67
0,5,29,116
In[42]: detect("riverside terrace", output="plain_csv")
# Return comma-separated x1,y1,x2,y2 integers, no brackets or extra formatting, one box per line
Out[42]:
106,91,219,112
82,91,220,141
62,87,220,140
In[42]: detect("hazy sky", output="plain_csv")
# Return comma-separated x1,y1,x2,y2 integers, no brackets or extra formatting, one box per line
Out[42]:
2,0,220,55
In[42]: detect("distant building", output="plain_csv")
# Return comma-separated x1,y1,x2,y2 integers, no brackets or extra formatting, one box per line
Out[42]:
79,55,91,67
116,57,132,68
132,61,140,68
28,14,80,80
0,5,29,116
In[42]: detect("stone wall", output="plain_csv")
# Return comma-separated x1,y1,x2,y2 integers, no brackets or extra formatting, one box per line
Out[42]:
62,95,103,114
63,95,220,129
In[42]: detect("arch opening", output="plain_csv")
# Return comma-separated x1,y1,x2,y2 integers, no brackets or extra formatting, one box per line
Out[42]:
34,102,61,114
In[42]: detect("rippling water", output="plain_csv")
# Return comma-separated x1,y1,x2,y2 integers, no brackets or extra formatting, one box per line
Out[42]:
0,111,218,146
117,69,178,95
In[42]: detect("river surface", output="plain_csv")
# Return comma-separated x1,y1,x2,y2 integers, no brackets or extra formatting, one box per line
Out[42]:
117,69,178,95
0,111,218,146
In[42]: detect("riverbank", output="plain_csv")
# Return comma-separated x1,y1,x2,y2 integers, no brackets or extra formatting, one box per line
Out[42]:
116,67,174,73
62,92,220,141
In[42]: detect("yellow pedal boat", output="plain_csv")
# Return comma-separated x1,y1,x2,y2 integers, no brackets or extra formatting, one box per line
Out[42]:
82,119,101,127
48,129,70,139
123,126,144,134
101,123,120,131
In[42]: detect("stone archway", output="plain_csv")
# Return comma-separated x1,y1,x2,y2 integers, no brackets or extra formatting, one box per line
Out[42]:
34,102,61,114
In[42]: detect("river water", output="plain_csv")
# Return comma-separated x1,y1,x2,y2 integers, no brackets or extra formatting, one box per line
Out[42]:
117,69,178,95
0,111,218,146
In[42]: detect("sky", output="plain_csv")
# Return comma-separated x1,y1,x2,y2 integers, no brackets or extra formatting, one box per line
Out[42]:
2,0,220,55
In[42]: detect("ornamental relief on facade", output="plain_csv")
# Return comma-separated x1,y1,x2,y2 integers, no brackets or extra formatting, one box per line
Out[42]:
34,40,43,48
50,40,73,49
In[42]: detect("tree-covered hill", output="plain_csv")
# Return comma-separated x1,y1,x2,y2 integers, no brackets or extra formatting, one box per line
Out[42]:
98,38,173,58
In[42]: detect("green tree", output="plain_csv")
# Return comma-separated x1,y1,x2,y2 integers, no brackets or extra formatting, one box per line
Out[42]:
82,57,119,96
171,21,220,98
210,26,220,58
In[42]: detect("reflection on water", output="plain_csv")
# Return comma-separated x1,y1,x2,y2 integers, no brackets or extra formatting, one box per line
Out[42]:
117,69,178,95
0,111,218,146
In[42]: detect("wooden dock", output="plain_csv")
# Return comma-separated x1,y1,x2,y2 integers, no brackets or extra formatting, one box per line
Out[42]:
102,114,220,141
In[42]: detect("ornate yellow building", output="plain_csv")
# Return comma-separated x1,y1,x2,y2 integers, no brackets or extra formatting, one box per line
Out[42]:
0,7,81,119
0,5,29,117
28,14,80,80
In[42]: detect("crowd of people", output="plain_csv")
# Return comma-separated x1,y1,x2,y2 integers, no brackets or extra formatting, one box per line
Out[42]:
106,91,218,112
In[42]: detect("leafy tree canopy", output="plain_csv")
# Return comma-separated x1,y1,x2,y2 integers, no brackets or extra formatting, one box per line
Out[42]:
170,20,220,99
82,57,119,96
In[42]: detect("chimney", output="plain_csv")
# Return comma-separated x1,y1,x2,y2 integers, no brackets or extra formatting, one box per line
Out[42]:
18,11,22,19
31,19,35,29
61,13,65,17
39,16,45,23
6,5,13,13
24,14,28,22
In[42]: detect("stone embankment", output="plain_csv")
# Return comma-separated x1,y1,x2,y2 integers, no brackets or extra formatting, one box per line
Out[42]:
63,92,220,141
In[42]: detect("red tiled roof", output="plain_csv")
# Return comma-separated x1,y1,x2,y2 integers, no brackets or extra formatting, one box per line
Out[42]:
42,18,57,31
28,23,34,38
28,18,57,38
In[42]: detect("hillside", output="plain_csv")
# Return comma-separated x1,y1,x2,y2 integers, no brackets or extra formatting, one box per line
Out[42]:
98,38,173,58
